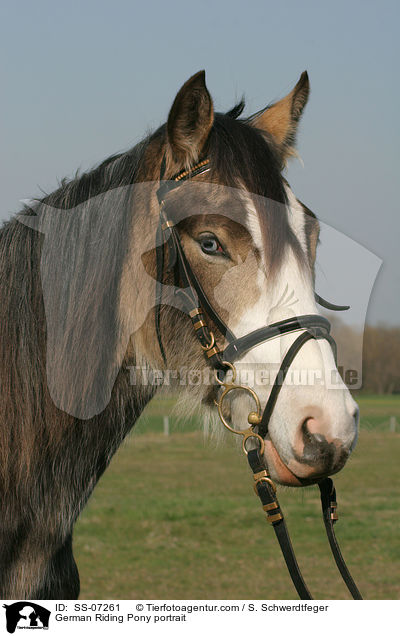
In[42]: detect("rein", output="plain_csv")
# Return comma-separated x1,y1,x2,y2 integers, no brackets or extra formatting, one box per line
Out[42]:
155,157,362,600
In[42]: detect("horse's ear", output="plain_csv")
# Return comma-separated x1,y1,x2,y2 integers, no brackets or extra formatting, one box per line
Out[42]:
167,70,214,168
250,71,310,159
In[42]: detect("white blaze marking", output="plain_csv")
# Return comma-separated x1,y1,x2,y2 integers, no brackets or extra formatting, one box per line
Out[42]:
225,188,357,465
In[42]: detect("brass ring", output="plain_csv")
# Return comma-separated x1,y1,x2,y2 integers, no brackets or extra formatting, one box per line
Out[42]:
242,429,265,456
214,361,236,386
217,384,261,432
201,331,215,351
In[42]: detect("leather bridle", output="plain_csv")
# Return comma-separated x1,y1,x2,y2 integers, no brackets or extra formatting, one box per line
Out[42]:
154,157,362,600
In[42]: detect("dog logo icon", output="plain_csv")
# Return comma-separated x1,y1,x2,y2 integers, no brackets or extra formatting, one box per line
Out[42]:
3,602,50,633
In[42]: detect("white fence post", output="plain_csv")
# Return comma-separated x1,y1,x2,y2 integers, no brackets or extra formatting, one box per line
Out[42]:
389,416,396,432
163,415,170,436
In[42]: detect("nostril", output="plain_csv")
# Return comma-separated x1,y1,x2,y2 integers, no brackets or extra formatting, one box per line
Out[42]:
291,404,356,479
300,418,337,467
302,417,323,439
303,411,326,436
301,418,326,450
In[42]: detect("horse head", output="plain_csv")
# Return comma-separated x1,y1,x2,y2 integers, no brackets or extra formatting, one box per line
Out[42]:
125,71,359,486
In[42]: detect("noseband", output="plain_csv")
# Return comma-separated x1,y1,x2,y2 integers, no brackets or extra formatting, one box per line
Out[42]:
155,157,362,600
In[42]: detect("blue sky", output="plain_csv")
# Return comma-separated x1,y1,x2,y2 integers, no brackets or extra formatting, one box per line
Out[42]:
1,0,399,324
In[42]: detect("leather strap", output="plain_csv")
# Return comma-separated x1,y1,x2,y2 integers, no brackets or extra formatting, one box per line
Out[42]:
258,331,315,438
223,314,330,364
315,293,350,312
249,449,363,600
319,478,363,599
248,448,313,600
155,159,235,366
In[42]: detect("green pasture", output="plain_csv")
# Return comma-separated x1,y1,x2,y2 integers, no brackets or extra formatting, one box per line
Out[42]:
74,394,400,600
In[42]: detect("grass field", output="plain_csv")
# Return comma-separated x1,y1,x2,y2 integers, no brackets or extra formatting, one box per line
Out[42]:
74,394,400,600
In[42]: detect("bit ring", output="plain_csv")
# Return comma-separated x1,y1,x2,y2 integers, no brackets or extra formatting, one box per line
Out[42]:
201,331,215,351
214,361,236,385
217,384,264,455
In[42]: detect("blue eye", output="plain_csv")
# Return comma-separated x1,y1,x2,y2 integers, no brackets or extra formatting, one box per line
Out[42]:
200,236,224,255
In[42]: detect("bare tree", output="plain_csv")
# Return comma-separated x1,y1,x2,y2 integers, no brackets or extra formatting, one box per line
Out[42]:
328,317,400,394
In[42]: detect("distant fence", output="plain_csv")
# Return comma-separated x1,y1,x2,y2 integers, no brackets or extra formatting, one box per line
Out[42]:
356,415,399,433
136,414,399,436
